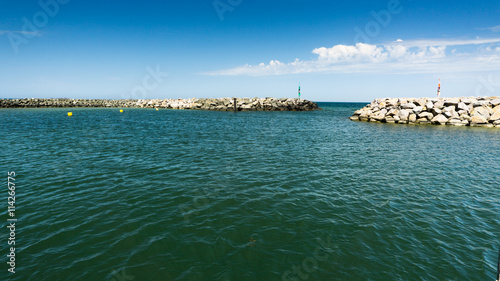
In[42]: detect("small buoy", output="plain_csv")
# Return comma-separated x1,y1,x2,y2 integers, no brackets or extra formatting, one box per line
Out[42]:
67,112,72,117
120,109,123,113
155,108,159,111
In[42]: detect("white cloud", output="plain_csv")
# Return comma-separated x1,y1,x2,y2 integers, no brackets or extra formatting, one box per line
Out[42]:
312,43,387,63
205,37,500,76
478,25,500,32
393,37,500,48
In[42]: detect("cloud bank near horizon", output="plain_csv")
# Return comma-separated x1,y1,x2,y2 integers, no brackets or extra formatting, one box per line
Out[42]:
204,38,500,76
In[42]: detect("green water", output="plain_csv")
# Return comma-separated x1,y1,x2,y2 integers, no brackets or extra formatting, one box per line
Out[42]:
1,103,499,281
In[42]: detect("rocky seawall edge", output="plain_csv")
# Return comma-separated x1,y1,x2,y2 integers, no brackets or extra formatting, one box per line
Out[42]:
0,97,319,111
350,97,500,127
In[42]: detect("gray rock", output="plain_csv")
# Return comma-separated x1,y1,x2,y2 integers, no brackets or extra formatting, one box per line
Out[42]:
401,103,416,109
490,99,500,106
471,106,490,119
472,100,488,107
418,112,434,120
471,115,488,124
387,108,398,116
490,111,500,121
447,118,463,126
417,118,431,125
431,114,449,125
425,101,434,110
457,102,469,112
409,113,417,123
459,114,471,121
460,98,475,104
413,106,423,114
398,109,410,121
372,109,388,121
415,99,427,107
432,108,442,115
443,105,455,112
444,98,460,105
434,100,445,109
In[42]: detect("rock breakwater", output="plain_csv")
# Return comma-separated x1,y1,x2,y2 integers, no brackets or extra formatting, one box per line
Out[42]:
350,97,500,127
0,97,319,111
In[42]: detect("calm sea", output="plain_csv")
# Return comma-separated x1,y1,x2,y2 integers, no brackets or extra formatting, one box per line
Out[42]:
1,103,499,281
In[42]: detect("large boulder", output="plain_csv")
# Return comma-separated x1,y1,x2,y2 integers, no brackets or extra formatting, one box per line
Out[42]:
447,118,464,126
471,115,488,125
418,112,434,120
417,118,431,125
444,98,460,106
471,106,491,119
434,100,445,109
472,100,489,107
413,106,424,114
431,114,449,125
401,103,416,109
398,109,410,121
490,99,500,106
490,110,500,121
461,98,476,104
425,101,434,110
408,113,417,123
415,99,427,107
457,102,468,112
372,109,388,121
385,116,396,123
432,107,442,115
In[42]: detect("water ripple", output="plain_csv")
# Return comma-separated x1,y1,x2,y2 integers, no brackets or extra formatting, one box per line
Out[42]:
0,105,499,280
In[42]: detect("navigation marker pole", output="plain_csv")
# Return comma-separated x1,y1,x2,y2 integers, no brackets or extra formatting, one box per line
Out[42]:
437,79,441,97
298,83,301,100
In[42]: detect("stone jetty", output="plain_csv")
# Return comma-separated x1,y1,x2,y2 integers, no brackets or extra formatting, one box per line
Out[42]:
0,97,319,111
350,97,500,127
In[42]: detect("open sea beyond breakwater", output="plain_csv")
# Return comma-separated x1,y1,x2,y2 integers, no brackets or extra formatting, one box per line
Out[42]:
1,102,499,280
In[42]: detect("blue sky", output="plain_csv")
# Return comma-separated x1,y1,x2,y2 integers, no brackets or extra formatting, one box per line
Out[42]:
1,0,500,102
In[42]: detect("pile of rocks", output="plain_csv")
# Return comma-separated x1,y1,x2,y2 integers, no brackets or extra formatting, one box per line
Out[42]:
350,97,500,127
0,97,319,111
137,97,318,111
0,98,138,108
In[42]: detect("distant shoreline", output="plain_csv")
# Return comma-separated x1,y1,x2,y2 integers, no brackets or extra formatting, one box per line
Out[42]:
0,97,320,111
350,96,500,127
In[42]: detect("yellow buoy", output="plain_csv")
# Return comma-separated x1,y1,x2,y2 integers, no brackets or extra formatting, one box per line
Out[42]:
67,112,73,117
155,108,159,111
120,109,123,113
